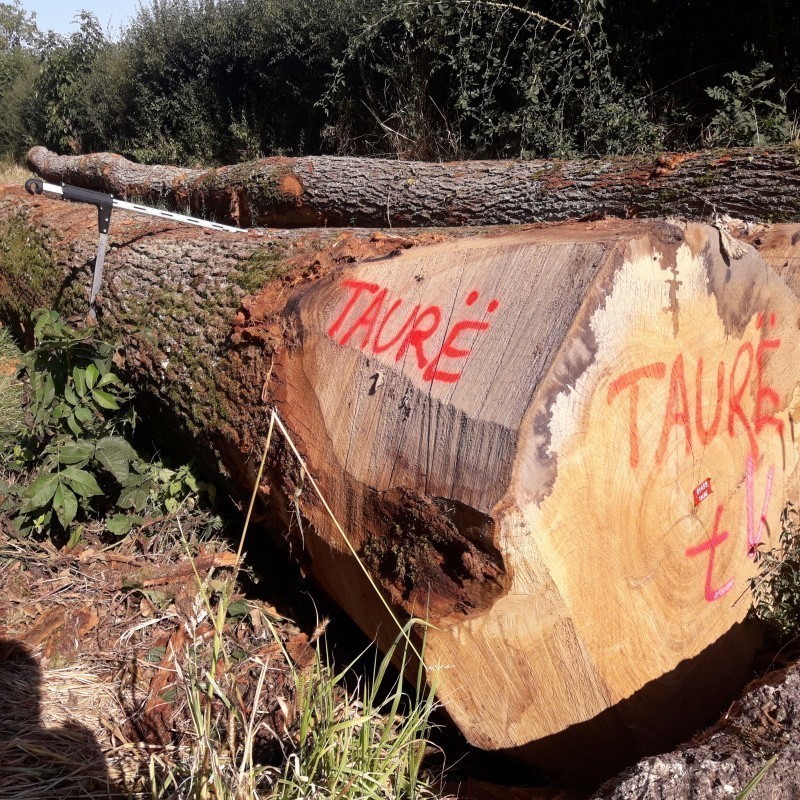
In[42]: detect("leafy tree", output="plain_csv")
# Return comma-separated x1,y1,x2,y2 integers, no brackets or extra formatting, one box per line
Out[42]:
705,62,794,147
0,1,39,157
0,0,38,54
31,12,106,153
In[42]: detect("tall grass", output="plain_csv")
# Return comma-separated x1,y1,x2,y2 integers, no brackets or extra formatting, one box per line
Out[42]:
147,411,441,800
0,158,30,185
273,622,437,800
0,325,23,446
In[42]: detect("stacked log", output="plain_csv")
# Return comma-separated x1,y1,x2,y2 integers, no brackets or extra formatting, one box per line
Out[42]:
27,145,800,229
4,147,800,776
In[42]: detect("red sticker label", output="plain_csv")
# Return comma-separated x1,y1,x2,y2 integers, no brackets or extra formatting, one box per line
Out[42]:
693,478,713,506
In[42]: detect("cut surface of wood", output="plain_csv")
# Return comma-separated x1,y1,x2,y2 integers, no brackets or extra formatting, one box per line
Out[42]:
275,219,800,754
27,145,800,229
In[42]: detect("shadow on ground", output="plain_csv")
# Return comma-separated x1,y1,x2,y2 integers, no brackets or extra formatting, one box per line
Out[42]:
0,637,119,799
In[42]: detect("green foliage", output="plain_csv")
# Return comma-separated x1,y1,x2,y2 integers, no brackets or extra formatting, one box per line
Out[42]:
31,13,106,153
2,309,220,541
321,0,663,159
0,2,39,161
273,622,436,800
0,55,35,159
1,0,800,163
64,0,361,165
705,62,796,147
7,309,136,534
750,502,800,639
116,458,217,518
24,309,133,440
0,1,38,51
0,325,22,445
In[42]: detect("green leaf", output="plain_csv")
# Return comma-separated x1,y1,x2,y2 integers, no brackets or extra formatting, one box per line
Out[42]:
85,363,99,389
66,525,83,549
66,413,83,437
21,473,59,509
105,513,135,536
58,441,95,465
736,754,778,799
52,403,71,419
73,366,87,397
97,372,120,388
117,484,150,512
61,466,103,498
226,600,249,618
53,482,78,527
64,384,78,405
74,406,93,424
91,389,119,410
41,374,55,407
120,472,149,488
94,436,137,482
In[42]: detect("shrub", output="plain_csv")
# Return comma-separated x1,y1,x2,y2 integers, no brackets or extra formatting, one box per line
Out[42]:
1,309,216,539
6,309,137,534
751,502,800,639
30,13,107,154
704,62,796,148
321,0,663,159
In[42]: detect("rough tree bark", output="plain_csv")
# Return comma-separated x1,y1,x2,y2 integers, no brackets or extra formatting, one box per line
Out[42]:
27,145,800,230
2,186,800,782
592,660,800,800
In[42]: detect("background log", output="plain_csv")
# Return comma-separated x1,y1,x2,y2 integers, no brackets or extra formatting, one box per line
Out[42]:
592,662,800,799
2,187,800,779
27,145,800,230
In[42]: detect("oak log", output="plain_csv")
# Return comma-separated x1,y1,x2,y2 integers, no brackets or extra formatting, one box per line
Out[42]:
27,145,800,229
2,187,800,772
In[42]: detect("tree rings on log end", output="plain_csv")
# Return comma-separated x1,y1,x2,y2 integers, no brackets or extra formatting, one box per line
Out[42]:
272,218,800,766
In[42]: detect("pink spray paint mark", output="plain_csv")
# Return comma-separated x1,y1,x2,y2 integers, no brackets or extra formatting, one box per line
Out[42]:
746,454,775,558
685,504,735,602
746,454,755,555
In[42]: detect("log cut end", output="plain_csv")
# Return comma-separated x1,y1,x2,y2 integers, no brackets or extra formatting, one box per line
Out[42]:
273,218,800,760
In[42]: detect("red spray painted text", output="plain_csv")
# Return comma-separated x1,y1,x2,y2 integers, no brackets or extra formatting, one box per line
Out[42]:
606,317,782,470
327,280,500,384
606,313,783,603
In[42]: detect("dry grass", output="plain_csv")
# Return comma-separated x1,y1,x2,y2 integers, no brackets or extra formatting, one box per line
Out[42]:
0,510,442,799
0,387,443,800
0,160,31,186
0,653,137,798
0,519,303,799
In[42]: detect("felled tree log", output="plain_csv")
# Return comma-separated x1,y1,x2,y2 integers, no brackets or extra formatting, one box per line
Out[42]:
27,145,800,230
593,661,800,799
2,187,800,778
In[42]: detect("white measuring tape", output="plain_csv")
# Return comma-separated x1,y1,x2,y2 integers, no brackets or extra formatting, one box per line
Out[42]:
25,177,247,319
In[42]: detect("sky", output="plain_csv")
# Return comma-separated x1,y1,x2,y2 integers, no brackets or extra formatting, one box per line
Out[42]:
21,1,141,38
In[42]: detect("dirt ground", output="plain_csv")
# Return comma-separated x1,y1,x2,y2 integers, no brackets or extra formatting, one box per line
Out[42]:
0,512,311,797
2,507,799,800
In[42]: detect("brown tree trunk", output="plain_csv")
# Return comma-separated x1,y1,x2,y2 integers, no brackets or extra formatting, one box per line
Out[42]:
3,186,800,781
27,145,800,230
